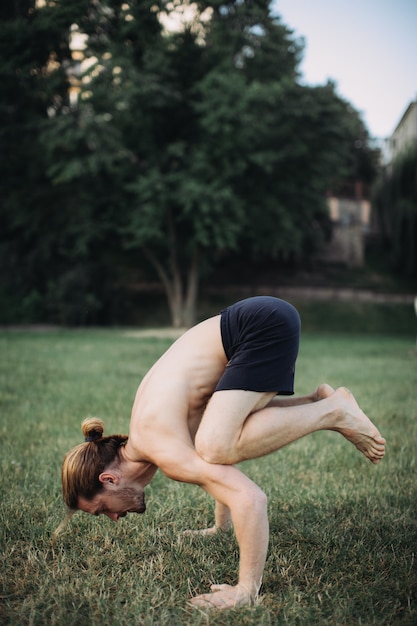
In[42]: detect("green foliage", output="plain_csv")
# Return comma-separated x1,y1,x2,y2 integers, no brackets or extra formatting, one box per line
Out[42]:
0,0,380,326
372,146,417,277
1,330,416,624
41,111,129,184
0,0,98,323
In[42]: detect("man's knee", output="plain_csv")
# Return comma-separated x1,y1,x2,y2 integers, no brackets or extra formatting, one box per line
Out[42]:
194,433,236,464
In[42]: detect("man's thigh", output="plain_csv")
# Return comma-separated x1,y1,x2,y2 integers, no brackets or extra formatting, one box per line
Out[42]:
194,389,276,461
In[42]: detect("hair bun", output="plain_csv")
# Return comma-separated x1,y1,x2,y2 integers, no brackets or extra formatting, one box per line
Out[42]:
82,417,104,442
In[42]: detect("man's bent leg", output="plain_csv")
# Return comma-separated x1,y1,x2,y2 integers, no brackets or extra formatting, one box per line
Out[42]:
195,389,276,464
195,387,385,465
194,386,335,463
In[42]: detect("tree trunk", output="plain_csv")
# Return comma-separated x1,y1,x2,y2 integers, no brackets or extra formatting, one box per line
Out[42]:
143,245,200,328
183,247,199,328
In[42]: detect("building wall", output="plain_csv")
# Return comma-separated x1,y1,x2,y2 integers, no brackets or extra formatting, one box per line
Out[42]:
384,100,417,164
323,99,417,266
321,197,370,267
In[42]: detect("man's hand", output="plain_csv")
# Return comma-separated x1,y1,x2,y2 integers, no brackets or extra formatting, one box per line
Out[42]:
190,584,254,610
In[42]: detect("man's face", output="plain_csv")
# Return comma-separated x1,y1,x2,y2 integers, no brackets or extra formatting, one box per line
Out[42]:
78,482,146,522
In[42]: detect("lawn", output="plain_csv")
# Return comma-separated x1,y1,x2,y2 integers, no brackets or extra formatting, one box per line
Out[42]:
0,327,416,625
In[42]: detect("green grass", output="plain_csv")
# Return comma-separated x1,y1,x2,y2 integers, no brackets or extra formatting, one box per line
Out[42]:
1,328,416,625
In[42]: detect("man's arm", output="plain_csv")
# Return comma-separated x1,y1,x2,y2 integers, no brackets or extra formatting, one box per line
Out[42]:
156,445,269,609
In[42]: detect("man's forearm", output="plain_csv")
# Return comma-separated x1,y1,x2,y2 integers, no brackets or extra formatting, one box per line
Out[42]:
231,490,269,599
189,466,270,609
214,501,233,531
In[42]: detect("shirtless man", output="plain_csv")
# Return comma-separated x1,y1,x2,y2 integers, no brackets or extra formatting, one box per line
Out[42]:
60,296,385,610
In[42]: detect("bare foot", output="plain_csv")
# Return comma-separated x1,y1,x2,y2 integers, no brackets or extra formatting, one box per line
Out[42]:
332,387,386,464
315,383,335,401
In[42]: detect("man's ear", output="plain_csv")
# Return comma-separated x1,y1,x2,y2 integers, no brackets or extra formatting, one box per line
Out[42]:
99,472,119,485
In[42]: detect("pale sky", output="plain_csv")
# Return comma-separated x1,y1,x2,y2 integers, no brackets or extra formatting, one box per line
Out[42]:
273,0,417,139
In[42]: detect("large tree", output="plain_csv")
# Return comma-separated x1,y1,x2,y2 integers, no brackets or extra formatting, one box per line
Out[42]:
0,0,378,327
69,0,374,326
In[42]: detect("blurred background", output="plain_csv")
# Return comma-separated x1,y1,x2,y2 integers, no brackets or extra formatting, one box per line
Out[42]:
1,0,415,330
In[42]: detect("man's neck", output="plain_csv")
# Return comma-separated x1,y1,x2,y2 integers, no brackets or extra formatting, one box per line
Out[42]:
119,444,158,486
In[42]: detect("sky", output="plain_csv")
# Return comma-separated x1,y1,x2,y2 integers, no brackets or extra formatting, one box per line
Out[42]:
273,0,417,139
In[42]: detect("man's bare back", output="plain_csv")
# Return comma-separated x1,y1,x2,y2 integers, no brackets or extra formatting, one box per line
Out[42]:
128,316,226,452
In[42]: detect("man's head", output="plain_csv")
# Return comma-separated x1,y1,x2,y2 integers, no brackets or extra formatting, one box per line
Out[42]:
54,418,154,545
61,417,129,511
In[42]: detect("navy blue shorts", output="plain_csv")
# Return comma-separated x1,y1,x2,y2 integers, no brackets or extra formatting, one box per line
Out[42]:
215,296,300,395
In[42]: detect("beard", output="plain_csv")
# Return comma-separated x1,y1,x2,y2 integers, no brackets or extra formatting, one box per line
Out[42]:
117,487,146,514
